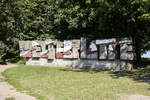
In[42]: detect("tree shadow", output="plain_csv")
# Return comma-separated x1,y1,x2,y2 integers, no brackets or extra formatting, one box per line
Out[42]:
109,66,150,84
60,64,150,85
0,57,20,65
0,61,7,65
59,58,150,85
141,59,150,68
59,67,108,73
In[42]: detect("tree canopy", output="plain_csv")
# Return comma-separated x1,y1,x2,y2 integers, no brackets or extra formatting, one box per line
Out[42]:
0,0,150,63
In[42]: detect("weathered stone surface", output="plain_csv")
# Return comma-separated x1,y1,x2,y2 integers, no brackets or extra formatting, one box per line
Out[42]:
127,45,133,52
87,53,98,59
120,53,134,60
120,43,134,60
72,40,80,58
20,37,135,70
19,41,32,51
63,55,72,58
48,48,55,59
120,37,133,44
26,58,126,70
72,48,80,58
32,50,41,58
120,44,128,53
19,41,25,50
24,41,32,50
72,40,80,48
38,41,46,52
80,38,87,58
99,45,107,59
35,46,42,52
108,50,116,59
56,41,63,48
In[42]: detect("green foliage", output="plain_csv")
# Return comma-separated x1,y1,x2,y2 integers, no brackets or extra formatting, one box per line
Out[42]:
0,41,8,63
5,97,16,100
0,0,150,63
0,0,55,62
95,0,150,62
16,58,26,65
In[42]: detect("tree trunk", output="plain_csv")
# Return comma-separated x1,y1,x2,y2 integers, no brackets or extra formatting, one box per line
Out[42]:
134,37,142,68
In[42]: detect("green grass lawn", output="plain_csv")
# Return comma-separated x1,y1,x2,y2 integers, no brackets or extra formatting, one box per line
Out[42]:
2,65,150,100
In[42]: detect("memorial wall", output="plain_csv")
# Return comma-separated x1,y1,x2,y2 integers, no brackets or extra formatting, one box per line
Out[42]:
19,37,135,70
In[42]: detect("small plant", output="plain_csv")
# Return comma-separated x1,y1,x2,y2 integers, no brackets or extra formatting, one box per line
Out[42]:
0,78,4,82
5,97,16,100
17,58,26,65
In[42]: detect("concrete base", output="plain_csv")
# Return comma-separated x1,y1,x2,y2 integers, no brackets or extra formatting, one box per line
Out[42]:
26,58,128,70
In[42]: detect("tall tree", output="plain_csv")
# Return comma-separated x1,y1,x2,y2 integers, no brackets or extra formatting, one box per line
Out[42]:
0,0,149,64
95,0,150,63
0,0,55,62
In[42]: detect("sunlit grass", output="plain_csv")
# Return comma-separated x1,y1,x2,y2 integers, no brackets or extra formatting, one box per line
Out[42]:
5,97,16,100
2,65,150,100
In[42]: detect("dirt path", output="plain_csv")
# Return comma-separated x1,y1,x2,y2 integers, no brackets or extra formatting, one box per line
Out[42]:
118,94,150,100
0,64,37,100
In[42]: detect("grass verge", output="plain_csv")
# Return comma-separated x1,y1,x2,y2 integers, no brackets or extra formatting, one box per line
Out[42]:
2,65,150,100
5,97,16,100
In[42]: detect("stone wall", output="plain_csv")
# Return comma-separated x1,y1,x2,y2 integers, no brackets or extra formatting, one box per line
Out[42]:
26,58,127,70
19,37,135,70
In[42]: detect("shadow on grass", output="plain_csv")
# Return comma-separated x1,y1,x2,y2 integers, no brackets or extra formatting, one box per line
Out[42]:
110,59,150,84
141,59,150,68
59,68,108,73
109,66,150,84
60,65,150,84
59,59,150,85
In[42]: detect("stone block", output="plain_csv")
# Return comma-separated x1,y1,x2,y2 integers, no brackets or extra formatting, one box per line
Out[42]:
120,44,128,53
32,50,41,58
87,53,98,59
72,40,80,48
48,48,55,59
72,48,80,58
80,38,87,58
127,45,133,52
99,45,107,59
120,53,134,60
108,50,116,59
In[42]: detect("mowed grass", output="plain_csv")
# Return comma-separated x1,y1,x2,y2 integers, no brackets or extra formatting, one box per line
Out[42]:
2,65,150,100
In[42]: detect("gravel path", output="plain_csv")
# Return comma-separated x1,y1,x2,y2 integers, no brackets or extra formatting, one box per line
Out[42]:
0,64,37,100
